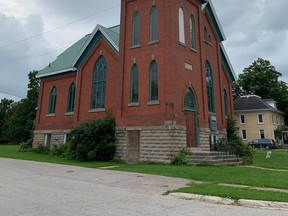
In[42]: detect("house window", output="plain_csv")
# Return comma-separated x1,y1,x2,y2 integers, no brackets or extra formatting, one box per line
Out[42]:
259,129,265,139
224,89,229,117
130,64,139,103
258,114,263,124
91,56,107,109
241,130,247,140
149,60,158,101
179,7,185,44
66,82,76,113
206,61,214,113
204,27,208,41
48,86,57,114
190,15,196,49
44,134,51,147
272,115,275,124
240,114,245,124
150,6,158,42
132,11,140,46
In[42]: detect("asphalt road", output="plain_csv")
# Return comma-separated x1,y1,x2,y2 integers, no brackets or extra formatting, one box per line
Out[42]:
0,158,287,216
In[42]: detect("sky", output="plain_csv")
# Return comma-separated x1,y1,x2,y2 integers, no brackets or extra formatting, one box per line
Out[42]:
0,0,288,101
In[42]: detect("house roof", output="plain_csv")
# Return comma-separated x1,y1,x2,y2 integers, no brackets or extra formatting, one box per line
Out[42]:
37,25,120,78
234,95,285,114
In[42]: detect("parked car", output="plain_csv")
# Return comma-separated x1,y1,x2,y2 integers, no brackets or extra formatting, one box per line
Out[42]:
249,139,277,149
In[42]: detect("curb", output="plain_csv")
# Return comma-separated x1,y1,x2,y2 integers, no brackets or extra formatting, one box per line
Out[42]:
170,193,288,211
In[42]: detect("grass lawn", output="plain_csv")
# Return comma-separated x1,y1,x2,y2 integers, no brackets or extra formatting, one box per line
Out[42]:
0,145,118,168
1,144,288,202
252,149,288,170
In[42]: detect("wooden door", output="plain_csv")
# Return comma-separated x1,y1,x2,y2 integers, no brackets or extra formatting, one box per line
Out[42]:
185,112,197,148
127,131,140,162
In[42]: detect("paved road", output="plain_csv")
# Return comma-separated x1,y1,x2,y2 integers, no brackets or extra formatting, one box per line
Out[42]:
0,158,287,216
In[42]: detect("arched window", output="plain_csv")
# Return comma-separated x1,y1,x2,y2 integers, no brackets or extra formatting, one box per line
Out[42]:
204,27,208,41
179,7,185,44
66,82,76,113
130,64,139,103
206,61,215,113
184,88,196,111
48,86,57,114
132,11,140,46
224,89,229,117
149,60,158,101
91,56,107,109
150,6,158,42
190,15,196,49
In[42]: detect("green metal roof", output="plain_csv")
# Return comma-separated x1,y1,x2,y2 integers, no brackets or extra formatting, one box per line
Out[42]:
37,25,120,78
37,34,90,78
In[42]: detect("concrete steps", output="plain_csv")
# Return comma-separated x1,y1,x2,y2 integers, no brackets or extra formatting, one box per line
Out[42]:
186,151,242,165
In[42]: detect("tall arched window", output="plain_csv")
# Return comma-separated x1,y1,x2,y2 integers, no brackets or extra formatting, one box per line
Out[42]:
206,61,215,113
48,86,57,114
184,88,196,111
190,15,196,49
91,56,107,109
132,11,140,46
204,27,208,41
179,7,185,44
224,89,229,117
150,6,158,42
66,82,76,113
149,60,158,101
130,64,139,103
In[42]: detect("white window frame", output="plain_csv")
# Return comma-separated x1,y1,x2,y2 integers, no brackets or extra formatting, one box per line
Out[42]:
44,134,51,147
258,114,263,124
179,7,185,44
259,129,265,139
241,130,247,140
240,114,245,124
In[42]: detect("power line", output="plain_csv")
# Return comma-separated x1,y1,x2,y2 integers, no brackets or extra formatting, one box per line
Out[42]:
0,4,120,49
0,91,23,99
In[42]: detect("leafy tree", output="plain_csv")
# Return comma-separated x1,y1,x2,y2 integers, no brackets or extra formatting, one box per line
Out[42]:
0,98,14,142
233,58,288,114
1,71,39,143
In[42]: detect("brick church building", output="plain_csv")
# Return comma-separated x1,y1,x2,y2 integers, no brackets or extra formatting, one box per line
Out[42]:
33,0,236,163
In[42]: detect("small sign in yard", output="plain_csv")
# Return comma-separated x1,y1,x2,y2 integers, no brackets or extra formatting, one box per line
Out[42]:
266,151,272,159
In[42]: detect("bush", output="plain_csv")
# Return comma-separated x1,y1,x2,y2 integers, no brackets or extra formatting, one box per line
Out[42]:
32,145,50,155
171,149,189,166
68,115,116,161
51,143,69,157
18,140,33,152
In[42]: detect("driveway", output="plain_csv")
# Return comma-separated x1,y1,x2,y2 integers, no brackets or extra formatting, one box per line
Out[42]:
0,158,287,216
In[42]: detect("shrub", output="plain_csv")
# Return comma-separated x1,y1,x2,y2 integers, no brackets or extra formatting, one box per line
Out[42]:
32,145,50,155
18,140,33,152
68,115,116,161
51,143,69,157
171,149,189,166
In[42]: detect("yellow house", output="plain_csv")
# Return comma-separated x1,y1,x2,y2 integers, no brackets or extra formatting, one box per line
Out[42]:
234,95,286,143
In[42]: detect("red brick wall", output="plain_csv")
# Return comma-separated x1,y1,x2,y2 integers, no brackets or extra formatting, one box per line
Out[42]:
35,72,76,130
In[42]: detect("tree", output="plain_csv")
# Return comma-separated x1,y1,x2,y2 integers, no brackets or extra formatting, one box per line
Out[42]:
1,71,39,143
0,98,14,142
233,58,288,114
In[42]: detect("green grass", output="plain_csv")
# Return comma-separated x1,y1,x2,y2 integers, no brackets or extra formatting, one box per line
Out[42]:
252,149,288,170
173,183,288,203
0,145,118,168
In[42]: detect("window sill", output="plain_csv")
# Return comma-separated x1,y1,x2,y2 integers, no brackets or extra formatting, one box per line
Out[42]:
179,42,187,47
130,44,140,49
65,112,74,116
46,114,55,117
147,100,160,105
190,47,197,53
148,40,159,45
128,102,139,107
204,40,212,46
89,108,105,113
